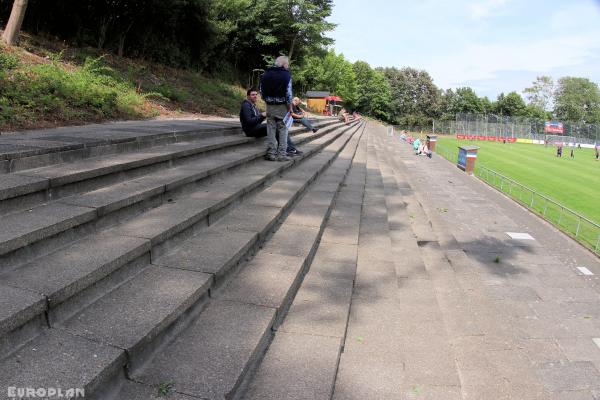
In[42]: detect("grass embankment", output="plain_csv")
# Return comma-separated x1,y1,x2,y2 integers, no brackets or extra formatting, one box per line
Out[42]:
433,135,600,251
0,34,247,132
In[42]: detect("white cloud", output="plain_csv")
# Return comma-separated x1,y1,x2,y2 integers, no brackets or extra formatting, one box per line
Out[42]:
468,0,511,19
424,3,600,91
330,0,600,97
426,29,600,90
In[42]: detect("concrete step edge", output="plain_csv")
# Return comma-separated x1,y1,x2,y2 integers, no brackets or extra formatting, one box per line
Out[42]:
121,122,365,400
0,123,359,361
0,121,360,400
240,125,368,400
0,121,339,213
0,123,346,268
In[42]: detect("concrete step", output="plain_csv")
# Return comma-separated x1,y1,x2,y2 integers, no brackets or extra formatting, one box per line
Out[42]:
0,120,338,215
0,122,363,394
241,128,367,400
0,135,250,213
0,123,357,350
0,119,244,173
0,329,126,400
58,264,213,373
127,122,366,399
0,122,345,269
0,123,356,356
0,118,336,175
333,125,411,399
0,233,150,355
334,126,462,399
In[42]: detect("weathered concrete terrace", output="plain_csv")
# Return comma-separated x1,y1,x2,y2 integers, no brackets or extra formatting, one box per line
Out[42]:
0,118,599,399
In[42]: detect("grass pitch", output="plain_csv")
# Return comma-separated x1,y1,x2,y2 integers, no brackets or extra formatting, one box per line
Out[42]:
433,135,600,227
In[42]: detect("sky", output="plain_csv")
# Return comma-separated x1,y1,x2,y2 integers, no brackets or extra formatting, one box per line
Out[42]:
329,0,600,100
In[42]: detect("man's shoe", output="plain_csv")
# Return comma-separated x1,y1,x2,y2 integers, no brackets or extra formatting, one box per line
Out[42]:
277,155,292,162
264,154,277,161
287,148,303,156
312,128,319,133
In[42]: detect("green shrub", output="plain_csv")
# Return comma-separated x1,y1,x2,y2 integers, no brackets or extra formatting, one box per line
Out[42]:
154,83,189,102
0,50,20,71
0,53,150,127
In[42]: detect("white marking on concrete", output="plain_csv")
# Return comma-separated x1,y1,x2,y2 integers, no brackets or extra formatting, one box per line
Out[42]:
577,267,594,276
506,232,535,240
593,338,600,349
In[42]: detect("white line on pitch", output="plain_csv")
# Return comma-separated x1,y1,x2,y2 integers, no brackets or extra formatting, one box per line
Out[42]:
593,338,600,350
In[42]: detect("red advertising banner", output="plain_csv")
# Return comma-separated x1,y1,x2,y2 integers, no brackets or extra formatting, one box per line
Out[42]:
544,121,564,133
455,134,518,143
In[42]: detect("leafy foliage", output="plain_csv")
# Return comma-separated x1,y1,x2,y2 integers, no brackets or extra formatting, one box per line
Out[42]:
0,41,249,131
494,91,527,117
0,53,147,126
379,66,440,127
353,61,391,121
554,77,600,123
295,49,357,106
2,1,599,128
1,0,334,74
523,75,554,111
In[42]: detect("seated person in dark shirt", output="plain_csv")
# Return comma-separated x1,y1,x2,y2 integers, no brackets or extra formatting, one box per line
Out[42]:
239,88,301,155
291,97,318,133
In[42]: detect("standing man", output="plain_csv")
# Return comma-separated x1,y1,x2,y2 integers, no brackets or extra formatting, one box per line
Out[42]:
260,56,293,161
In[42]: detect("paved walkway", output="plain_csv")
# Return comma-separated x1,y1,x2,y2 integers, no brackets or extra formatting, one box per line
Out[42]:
333,123,600,399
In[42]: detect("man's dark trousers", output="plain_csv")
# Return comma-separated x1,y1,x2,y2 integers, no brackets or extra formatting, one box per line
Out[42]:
244,123,296,151
244,124,268,138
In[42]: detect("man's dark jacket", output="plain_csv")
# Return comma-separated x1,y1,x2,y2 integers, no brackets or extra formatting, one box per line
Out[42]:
260,66,291,105
239,99,265,133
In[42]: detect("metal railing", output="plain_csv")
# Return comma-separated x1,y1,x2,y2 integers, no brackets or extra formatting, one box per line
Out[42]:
432,141,600,255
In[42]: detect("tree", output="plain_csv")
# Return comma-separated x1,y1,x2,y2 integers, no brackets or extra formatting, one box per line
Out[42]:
380,66,440,127
2,0,28,45
523,76,554,111
524,104,550,120
296,49,357,106
352,60,391,121
438,89,457,120
212,0,334,73
450,87,483,115
554,77,600,123
494,91,527,116
286,0,335,61
480,96,493,114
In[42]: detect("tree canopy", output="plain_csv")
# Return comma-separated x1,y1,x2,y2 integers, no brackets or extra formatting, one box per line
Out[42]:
554,77,600,123
2,0,599,126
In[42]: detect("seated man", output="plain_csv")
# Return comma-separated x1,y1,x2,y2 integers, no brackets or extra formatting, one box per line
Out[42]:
239,88,302,155
338,108,350,124
291,97,318,133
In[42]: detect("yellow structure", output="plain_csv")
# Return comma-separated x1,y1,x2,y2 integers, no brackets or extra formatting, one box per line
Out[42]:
307,98,327,113
305,91,329,114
